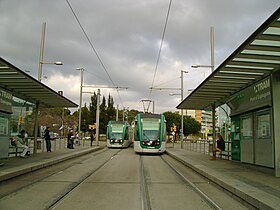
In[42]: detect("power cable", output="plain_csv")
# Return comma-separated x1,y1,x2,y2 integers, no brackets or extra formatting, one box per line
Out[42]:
153,76,180,88
148,0,173,100
66,0,124,108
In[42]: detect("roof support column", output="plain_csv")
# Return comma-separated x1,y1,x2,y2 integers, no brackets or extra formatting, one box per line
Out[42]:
272,72,280,177
95,89,100,146
212,104,217,160
33,102,40,154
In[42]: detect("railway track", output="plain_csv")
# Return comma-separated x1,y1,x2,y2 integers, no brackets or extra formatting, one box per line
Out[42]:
140,155,151,210
48,148,122,209
160,156,222,210
139,154,221,210
139,153,251,210
0,147,111,199
0,148,251,210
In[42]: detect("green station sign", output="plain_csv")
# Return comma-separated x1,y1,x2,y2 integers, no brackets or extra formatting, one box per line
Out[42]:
228,76,271,115
0,87,12,113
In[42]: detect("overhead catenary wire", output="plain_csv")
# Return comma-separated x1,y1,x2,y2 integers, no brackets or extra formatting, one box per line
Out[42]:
153,76,180,88
148,0,173,100
83,70,126,108
66,0,124,108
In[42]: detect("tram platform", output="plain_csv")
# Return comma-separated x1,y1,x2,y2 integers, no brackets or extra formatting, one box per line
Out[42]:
0,143,104,182
166,144,280,210
1,143,279,209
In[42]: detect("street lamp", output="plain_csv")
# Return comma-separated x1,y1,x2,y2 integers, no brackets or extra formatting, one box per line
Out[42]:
191,64,213,68
76,67,84,146
168,70,187,149
191,26,217,158
191,26,215,73
34,22,63,155
181,70,188,149
38,22,63,82
169,93,180,96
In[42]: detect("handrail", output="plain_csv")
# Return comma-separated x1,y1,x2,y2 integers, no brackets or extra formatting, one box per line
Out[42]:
183,139,231,160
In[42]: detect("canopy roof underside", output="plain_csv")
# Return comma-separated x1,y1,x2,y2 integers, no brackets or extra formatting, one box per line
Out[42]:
0,57,78,108
177,7,280,110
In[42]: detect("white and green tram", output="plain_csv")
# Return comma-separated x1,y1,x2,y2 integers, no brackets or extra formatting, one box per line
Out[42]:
134,113,166,154
106,121,132,148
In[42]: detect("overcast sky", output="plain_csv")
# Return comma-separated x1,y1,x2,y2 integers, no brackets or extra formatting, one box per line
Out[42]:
0,0,279,113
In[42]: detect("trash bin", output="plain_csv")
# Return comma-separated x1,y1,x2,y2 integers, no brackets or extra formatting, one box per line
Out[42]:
37,141,42,150
209,142,213,154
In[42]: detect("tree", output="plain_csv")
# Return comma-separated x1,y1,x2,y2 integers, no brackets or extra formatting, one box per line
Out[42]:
163,111,180,133
107,93,116,121
99,96,107,134
81,104,90,132
127,109,139,123
163,111,201,137
183,115,201,136
89,92,97,124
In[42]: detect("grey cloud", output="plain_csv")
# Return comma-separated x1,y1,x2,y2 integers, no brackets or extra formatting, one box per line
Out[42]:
0,0,279,113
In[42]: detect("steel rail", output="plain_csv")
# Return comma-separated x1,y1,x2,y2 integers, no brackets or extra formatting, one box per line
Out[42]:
0,147,109,199
139,156,152,210
47,149,122,210
160,155,223,210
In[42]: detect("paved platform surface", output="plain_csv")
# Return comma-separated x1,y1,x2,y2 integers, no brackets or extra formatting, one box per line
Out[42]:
0,144,104,182
166,145,280,210
1,143,280,209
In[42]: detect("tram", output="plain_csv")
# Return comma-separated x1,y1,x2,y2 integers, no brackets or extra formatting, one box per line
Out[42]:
106,121,132,148
133,113,166,154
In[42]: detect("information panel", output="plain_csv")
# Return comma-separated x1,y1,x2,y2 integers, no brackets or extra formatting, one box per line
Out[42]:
0,87,12,113
228,77,271,115
0,117,8,135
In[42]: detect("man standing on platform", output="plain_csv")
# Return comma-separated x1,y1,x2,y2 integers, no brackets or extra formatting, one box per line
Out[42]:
44,127,51,152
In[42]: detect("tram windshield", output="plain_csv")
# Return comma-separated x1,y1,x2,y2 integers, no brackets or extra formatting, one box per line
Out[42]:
142,119,160,141
111,133,122,139
111,124,123,139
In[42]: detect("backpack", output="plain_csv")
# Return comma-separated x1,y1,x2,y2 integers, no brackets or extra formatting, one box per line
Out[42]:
10,137,17,147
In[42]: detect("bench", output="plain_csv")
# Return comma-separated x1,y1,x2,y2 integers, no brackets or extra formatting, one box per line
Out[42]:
8,146,24,157
217,150,231,160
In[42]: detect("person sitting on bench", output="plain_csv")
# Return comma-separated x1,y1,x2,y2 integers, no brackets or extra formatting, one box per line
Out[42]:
216,134,225,152
14,129,29,158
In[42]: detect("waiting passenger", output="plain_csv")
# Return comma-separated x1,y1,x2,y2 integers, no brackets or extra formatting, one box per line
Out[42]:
216,134,225,152
44,127,52,152
90,130,95,147
67,129,74,149
14,129,29,158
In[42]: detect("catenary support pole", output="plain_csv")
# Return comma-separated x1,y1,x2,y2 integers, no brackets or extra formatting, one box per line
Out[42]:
96,89,100,146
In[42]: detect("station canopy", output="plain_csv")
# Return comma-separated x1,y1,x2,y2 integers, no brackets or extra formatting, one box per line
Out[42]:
0,57,78,108
177,7,280,110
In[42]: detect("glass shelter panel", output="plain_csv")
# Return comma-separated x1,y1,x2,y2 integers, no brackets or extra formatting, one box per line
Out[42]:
242,116,253,139
241,114,254,164
257,113,271,138
255,109,274,168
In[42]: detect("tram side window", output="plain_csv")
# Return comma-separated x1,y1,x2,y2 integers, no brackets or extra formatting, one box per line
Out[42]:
162,122,167,141
124,127,128,140
134,122,139,141
106,127,109,139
